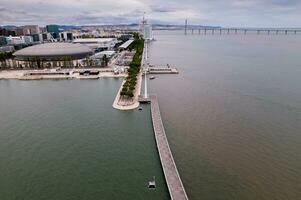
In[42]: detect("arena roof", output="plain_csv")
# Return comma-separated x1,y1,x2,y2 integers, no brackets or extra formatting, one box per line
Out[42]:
73,38,117,44
72,38,118,49
13,43,93,60
91,50,116,59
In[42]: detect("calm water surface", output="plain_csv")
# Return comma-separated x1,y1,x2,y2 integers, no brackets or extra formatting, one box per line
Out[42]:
1,32,301,200
0,79,169,200
148,31,301,200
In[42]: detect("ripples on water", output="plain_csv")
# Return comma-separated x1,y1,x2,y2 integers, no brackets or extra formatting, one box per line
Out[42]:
0,79,169,200
1,32,301,200
148,31,301,200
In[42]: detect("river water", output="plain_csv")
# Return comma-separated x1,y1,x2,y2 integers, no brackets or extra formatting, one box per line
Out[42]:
1,31,301,200
148,31,301,199
0,79,169,200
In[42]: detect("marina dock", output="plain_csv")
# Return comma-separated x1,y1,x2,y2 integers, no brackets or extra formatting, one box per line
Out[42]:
150,95,188,200
148,66,179,74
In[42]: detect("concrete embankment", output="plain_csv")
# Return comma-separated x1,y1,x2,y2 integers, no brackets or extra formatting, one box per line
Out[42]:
112,40,145,111
112,72,142,110
0,69,126,80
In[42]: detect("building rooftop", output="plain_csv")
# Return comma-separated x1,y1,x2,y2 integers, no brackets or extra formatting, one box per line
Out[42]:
73,38,117,44
13,43,93,60
91,50,116,59
118,39,134,49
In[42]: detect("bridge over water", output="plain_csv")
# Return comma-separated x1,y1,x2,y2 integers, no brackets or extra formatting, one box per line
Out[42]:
185,28,301,35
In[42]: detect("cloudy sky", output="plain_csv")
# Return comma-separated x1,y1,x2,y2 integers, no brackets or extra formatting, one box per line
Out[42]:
1,0,301,27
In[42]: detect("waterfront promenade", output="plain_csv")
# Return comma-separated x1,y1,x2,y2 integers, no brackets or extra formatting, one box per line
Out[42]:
150,95,188,200
0,69,126,80
112,72,142,110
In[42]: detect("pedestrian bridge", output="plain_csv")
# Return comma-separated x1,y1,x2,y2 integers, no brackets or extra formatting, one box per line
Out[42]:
150,95,188,200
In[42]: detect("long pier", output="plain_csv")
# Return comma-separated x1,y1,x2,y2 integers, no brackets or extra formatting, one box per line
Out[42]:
150,95,188,200
148,67,179,74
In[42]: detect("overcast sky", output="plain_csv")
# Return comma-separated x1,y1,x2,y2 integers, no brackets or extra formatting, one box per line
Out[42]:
1,0,301,27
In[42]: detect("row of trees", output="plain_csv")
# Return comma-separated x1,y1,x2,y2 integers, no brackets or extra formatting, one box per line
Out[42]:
0,53,75,69
82,55,108,67
0,52,13,60
0,52,14,69
120,33,144,98
21,56,74,69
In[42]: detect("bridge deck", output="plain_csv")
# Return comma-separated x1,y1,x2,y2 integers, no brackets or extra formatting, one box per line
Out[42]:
150,95,188,200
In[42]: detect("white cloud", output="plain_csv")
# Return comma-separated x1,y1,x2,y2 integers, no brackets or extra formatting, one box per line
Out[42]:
0,0,301,27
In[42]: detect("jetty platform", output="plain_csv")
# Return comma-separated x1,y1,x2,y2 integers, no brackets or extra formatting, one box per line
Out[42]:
148,67,179,74
138,95,151,103
150,95,188,200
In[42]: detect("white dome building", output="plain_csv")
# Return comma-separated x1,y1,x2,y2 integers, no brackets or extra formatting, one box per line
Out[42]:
14,43,93,61
13,43,94,68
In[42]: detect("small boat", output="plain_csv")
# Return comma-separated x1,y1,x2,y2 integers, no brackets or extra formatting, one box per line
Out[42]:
149,76,156,80
138,107,143,111
148,176,156,190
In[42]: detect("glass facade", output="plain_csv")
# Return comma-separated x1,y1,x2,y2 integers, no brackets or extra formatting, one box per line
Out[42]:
46,25,60,39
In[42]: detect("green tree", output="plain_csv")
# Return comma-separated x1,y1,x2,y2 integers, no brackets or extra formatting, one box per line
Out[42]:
102,55,109,67
120,34,144,98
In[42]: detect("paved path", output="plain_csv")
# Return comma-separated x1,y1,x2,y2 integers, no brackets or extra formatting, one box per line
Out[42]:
150,95,188,200
112,72,142,110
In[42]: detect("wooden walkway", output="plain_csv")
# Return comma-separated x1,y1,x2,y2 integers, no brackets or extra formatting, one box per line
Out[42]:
150,95,188,200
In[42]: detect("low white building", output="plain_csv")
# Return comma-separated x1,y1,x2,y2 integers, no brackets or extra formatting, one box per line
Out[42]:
73,38,118,50
6,36,33,45
6,36,25,45
91,50,116,59
118,39,134,51
0,46,15,53
23,36,33,44
42,33,54,41
59,32,73,42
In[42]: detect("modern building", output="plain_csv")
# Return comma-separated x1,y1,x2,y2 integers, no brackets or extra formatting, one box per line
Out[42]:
73,38,118,51
60,32,73,41
15,28,24,36
16,25,40,36
31,34,43,42
0,27,16,36
0,36,7,46
23,36,34,44
6,36,25,45
13,43,93,68
5,36,33,45
141,16,153,40
91,50,116,59
118,39,134,51
24,25,40,35
0,46,15,53
42,33,53,41
143,24,153,40
89,50,115,66
46,24,60,39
